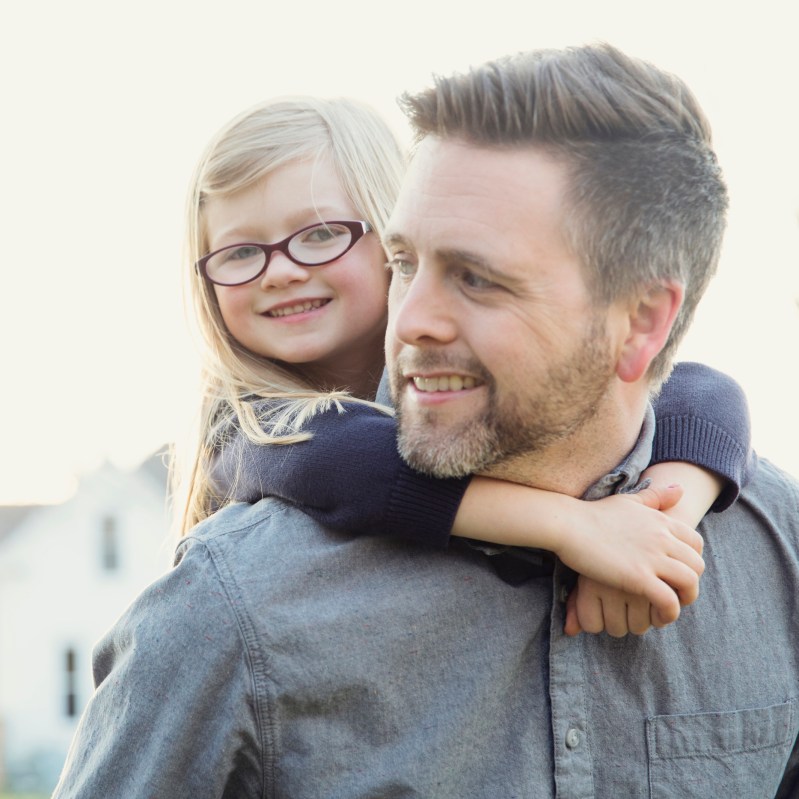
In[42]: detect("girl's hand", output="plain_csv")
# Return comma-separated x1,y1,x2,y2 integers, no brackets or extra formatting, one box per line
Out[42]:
564,577,678,637
451,474,707,634
560,483,705,636
554,483,704,623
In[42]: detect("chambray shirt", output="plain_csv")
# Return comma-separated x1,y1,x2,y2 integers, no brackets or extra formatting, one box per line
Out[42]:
53,410,799,798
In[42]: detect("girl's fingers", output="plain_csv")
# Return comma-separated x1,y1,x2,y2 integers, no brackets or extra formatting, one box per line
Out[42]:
666,539,705,576
627,598,653,636
629,483,684,512
656,559,701,606
574,586,606,635
667,521,704,556
564,590,583,637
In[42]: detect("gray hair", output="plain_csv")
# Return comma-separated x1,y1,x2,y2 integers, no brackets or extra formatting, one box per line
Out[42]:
400,43,728,386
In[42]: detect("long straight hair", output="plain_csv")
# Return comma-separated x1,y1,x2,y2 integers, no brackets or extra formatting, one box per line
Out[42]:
173,97,404,535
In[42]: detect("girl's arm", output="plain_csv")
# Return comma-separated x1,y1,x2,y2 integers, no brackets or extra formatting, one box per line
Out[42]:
215,361,752,629
212,400,469,549
216,363,753,547
650,360,756,512
216,405,704,623
562,361,756,636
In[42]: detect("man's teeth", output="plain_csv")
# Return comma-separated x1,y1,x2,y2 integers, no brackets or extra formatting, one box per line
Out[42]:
412,376,477,392
268,300,326,318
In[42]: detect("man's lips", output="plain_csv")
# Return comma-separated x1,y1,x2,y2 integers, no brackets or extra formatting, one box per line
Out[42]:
409,375,482,393
261,298,331,318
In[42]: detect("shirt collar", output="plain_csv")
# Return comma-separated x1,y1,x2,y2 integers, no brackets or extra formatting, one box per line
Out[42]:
581,404,655,501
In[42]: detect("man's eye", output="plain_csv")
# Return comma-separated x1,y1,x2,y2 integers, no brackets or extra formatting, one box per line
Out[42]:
461,270,496,290
387,258,416,278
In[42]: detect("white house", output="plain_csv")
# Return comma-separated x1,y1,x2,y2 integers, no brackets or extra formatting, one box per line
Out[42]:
0,452,174,794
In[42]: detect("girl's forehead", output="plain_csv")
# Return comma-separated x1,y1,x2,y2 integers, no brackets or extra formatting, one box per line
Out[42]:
202,161,361,248
217,157,350,209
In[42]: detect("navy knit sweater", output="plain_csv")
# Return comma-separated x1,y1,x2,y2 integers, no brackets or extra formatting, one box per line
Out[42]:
212,362,754,548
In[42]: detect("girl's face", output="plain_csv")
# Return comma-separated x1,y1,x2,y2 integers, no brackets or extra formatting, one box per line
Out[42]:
204,156,390,395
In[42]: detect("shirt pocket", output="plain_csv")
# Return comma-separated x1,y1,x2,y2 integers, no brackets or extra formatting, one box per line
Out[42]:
646,699,797,798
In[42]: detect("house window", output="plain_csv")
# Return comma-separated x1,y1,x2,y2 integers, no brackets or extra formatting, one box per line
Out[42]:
65,648,78,718
101,515,120,571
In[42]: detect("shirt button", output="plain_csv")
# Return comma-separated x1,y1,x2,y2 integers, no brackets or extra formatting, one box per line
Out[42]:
558,584,570,603
565,727,581,749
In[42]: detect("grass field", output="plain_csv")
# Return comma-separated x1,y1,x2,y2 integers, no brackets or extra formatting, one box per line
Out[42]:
0,793,48,798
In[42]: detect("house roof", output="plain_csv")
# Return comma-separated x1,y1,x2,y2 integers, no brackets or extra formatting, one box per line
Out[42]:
138,447,170,491
0,447,170,546
0,505,42,542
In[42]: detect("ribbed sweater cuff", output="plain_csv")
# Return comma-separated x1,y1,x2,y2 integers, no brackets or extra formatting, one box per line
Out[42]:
385,464,471,549
650,415,750,512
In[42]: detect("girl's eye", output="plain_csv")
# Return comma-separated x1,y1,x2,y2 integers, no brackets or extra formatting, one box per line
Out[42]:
226,245,262,262
300,224,347,245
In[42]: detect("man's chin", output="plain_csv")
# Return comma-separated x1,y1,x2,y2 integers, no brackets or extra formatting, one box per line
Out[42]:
394,379,505,477
397,443,477,479
396,415,499,479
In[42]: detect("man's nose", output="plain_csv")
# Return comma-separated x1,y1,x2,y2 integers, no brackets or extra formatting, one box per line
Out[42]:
390,270,458,346
259,252,311,290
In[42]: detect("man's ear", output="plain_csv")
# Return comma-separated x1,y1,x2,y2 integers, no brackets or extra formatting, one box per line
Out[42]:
616,281,684,383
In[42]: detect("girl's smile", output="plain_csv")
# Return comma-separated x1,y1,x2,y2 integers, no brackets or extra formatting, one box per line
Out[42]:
261,298,331,319
204,155,390,395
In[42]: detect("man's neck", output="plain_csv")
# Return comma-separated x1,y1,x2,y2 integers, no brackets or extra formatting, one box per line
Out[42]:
481,390,650,497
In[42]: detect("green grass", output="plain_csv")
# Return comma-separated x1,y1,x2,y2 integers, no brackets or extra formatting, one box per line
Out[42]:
0,793,48,798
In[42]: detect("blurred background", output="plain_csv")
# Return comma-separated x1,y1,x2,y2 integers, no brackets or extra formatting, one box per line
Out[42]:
0,0,797,793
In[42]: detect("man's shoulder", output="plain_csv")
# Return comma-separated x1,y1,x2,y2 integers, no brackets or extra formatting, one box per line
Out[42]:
743,457,799,506
178,499,498,612
182,498,337,562
175,500,358,619
708,456,799,540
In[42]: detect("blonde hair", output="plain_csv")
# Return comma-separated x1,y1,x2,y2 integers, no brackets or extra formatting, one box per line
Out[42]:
174,97,404,535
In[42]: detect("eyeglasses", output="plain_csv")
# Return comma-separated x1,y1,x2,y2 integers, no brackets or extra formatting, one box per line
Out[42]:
196,220,373,286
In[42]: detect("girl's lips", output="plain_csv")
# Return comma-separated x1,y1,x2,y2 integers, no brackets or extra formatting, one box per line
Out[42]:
262,298,331,318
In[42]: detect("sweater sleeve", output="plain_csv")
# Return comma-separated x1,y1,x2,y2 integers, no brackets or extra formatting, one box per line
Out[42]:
651,361,757,512
212,400,469,549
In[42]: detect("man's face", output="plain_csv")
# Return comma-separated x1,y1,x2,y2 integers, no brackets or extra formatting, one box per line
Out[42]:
384,138,619,478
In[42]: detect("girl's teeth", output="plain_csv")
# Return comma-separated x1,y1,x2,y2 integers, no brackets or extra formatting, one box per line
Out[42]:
268,300,325,318
413,376,476,392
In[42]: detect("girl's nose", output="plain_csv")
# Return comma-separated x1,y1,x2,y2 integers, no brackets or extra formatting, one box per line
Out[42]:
258,252,311,290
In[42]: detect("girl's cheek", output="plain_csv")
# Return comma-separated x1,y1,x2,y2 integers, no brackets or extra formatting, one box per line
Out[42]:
215,287,248,331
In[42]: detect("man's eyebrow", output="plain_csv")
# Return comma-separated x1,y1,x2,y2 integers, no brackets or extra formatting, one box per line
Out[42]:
382,232,409,250
382,236,519,285
439,248,517,284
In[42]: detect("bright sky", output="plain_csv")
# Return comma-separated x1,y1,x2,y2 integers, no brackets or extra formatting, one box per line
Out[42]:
2,0,797,505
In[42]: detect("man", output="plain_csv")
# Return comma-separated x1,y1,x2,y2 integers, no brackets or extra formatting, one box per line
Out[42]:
54,45,799,798
377,45,799,795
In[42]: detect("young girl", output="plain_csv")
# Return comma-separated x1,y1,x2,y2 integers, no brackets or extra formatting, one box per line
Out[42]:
174,96,751,637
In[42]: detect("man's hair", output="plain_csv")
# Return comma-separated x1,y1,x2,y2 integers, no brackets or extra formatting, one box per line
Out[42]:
399,43,729,386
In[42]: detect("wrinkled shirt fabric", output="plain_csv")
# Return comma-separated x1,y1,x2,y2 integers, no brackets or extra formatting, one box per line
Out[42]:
53,408,799,798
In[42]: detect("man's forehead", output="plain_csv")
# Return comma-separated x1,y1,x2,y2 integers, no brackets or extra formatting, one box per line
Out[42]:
385,137,570,250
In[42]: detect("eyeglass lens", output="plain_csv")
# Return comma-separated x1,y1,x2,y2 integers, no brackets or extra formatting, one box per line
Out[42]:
205,222,356,285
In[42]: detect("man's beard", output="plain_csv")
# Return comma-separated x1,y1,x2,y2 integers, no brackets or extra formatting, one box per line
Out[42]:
392,318,616,478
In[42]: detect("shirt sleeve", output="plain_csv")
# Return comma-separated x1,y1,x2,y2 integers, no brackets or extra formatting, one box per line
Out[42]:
51,541,263,799
212,400,469,549
651,361,757,512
